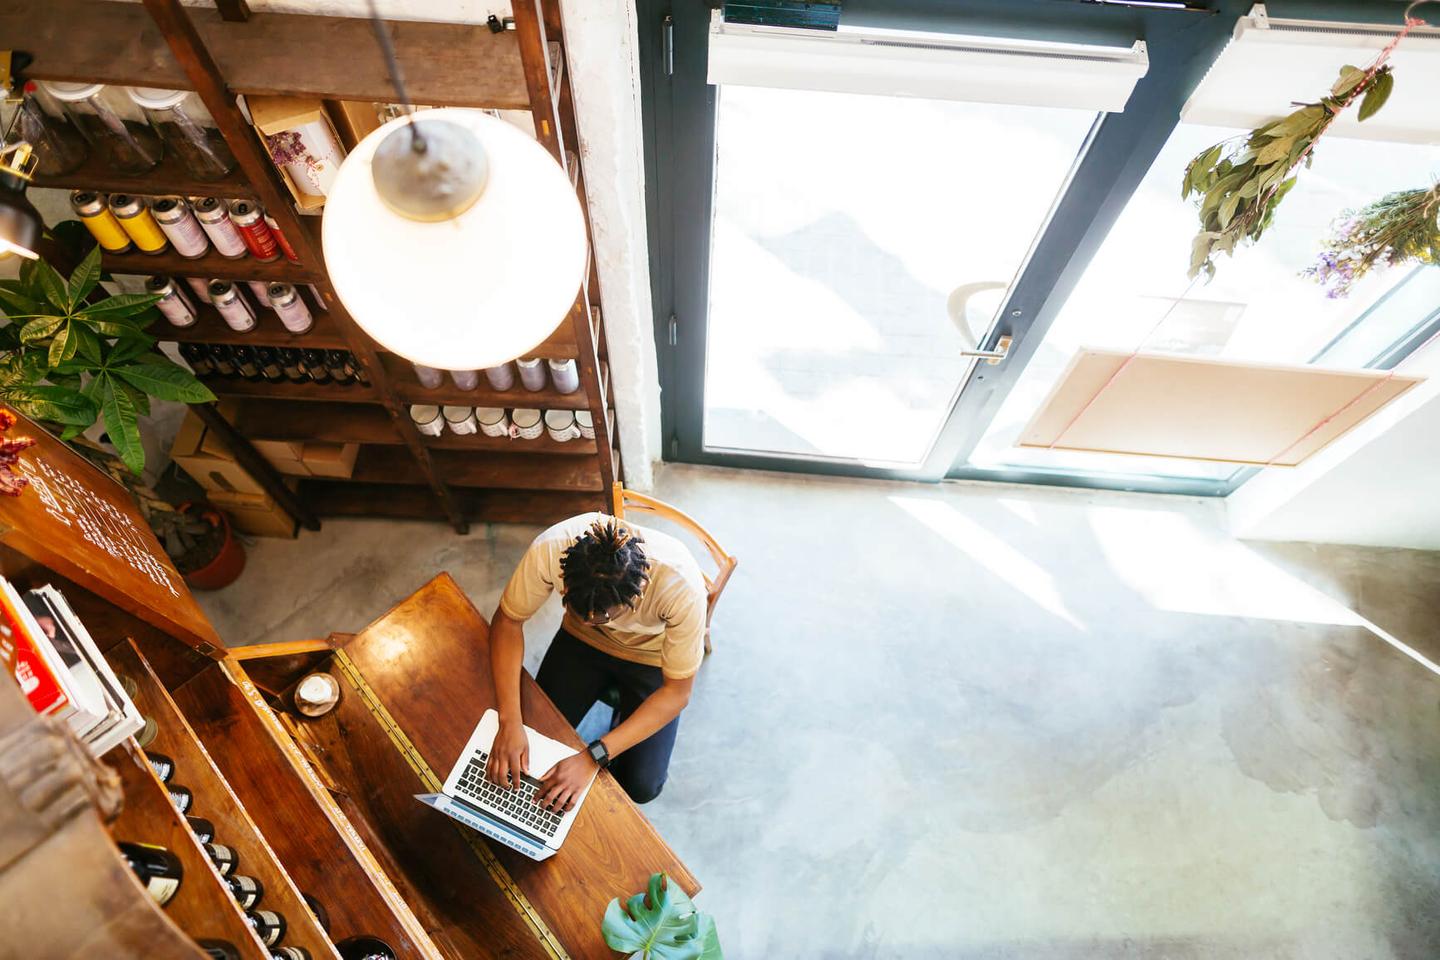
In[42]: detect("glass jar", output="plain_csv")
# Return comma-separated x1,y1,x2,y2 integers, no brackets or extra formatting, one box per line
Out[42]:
412,363,444,389
484,363,517,391
126,86,236,180
547,359,580,394
41,80,161,174
14,82,88,176
516,357,547,392
448,369,479,391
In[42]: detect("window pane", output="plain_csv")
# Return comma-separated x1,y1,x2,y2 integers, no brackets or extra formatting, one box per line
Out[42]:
705,85,1095,465
967,124,1440,482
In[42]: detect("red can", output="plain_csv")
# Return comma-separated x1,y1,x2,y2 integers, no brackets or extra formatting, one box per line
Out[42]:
264,212,300,263
228,200,279,262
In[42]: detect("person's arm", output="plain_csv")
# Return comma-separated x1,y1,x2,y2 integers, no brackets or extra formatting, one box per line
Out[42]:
535,676,693,812
485,607,531,789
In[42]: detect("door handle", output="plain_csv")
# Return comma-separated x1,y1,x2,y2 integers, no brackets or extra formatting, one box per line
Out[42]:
960,335,1012,365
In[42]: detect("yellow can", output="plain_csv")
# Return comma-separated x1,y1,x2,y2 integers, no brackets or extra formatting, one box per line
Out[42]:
108,194,168,254
69,190,132,253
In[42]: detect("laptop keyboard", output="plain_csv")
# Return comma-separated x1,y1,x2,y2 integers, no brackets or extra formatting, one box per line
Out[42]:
455,752,564,838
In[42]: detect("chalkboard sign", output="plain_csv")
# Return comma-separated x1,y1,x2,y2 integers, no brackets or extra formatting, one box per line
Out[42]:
0,408,222,657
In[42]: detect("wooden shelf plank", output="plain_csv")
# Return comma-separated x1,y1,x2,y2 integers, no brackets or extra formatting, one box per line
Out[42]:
105,742,272,959
201,376,379,404
110,640,342,960
302,481,605,524
7,0,530,108
342,446,604,491
105,247,324,283
174,664,446,959
424,431,597,456
30,147,256,199
155,303,349,350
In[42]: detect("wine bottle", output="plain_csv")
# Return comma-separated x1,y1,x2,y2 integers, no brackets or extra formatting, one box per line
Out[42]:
256,346,286,382
302,893,330,934
247,909,286,947
180,342,216,377
167,783,194,815
117,841,183,906
335,937,396,960
226,873,264,910
186,815,216,844
272,948,311,960
301,348,331,384
145,751,175,783
196,940,241,960
205,841,238,877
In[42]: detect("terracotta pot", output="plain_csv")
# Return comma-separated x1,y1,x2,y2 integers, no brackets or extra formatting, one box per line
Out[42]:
179,502,246,591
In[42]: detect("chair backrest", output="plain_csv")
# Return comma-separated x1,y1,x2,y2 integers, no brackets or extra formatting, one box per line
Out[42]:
611,482,737,630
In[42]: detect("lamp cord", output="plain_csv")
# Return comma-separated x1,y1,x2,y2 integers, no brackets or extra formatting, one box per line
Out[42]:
365,0,426,153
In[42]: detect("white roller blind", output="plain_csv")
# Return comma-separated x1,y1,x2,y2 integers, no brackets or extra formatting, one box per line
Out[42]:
1181,5,1440,143
707,11,1149,113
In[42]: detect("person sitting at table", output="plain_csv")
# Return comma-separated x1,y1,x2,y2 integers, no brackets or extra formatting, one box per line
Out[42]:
486,513,706,808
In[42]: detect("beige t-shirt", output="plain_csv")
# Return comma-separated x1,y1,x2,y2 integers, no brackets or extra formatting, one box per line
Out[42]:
498,513,707,680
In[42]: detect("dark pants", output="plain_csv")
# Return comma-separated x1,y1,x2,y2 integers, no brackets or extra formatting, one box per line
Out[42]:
535,628,680,804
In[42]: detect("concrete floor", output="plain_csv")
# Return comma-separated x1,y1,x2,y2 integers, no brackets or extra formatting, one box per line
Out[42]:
199,465,1440,960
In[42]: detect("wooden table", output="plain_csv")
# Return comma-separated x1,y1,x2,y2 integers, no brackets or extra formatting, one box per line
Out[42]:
297,573,699,960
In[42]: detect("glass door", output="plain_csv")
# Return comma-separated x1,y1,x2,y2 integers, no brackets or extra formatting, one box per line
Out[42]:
704,83,1096,467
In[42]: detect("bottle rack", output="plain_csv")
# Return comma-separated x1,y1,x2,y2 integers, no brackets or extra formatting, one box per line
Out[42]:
20,0,618,534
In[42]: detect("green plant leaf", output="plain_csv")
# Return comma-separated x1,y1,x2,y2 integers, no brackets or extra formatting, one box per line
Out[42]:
1219,193,1242,230
73,324,103,365
602,873,722,960
0,283,48,319
106,334,155,365
113,358,216,404
78,293,162,320
20,315,66,344
48,321,79,367
33,258,70,312
58,423,85,441
99,373,145,474
1332,64,1365,97
0,350,47,387
118,378,150,417
1358,68,1393,122
1,384,98,427
1254,135,1296,165
67,246,103,308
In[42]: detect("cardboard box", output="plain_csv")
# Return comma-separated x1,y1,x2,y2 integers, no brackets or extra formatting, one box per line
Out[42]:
170,411,265,496
245,94,346,212
301,442,359,479
325,99,382,150
208,489,298,539
251,439,310,477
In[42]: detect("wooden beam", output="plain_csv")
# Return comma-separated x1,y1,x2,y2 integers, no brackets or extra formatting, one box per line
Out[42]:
214,0,251,22
3,0,530,107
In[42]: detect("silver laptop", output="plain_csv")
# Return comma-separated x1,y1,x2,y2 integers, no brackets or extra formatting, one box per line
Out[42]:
415,708,596,861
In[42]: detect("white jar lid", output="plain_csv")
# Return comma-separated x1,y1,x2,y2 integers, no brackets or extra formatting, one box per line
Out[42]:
547,358,576,370
126,86,189,110
441,405,474,420
512,408,542,427
408,404,440,422
475,407,507,423
575,410,593,427
515,357,543,367
42,80,105,102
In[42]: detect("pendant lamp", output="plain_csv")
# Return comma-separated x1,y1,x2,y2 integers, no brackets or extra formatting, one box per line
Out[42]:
322,109,587,370
0,144,42,261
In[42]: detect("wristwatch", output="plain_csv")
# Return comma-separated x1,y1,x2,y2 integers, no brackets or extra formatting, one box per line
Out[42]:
587,739,611,769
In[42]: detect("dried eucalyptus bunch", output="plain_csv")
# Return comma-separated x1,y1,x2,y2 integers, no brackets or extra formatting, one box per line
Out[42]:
1181,62,1395,280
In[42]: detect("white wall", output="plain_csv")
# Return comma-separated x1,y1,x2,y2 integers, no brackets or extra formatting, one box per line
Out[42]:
1227,337,1440,549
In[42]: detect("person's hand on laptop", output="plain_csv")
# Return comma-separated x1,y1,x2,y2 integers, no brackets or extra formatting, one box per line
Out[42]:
487,718,530,789
535,752,597,812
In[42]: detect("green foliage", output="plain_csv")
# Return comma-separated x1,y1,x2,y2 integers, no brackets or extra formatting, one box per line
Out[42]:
1182,64,1394,280
602,873,723,960
0,246,215,473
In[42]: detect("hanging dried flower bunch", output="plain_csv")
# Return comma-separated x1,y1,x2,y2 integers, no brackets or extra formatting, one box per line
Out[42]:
1181,62,1395,280
1302,184,1440,298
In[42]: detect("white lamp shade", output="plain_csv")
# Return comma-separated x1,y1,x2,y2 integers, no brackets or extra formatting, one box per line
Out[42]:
322,108,587,370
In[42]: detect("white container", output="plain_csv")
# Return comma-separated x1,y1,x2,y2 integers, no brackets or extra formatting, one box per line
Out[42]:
547,359,580,394
575,410,595,440
484,363,517,391
516,357,547,392
476,407,510,438
544,409,581,443
246,280,272,307
209,281,256,333
192,196,248,258
150,197,209,258
265,117,345,197
511,408,543,440
409,404,444,437
184,276,212,303
448,369,479,392
443,406,478,435
412,363,444,389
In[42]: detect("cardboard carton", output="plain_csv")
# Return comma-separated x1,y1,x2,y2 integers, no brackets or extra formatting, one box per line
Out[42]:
301,442,359,479
170,411,265,496
208,489,298,539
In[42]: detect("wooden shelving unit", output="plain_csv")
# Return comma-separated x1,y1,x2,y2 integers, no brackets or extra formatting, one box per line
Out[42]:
17,0,619,533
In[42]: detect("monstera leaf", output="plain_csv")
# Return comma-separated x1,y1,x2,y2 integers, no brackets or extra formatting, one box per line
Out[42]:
601,872,723,960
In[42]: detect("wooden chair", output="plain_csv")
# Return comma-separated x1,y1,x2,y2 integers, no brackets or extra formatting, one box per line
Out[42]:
611,482,737,655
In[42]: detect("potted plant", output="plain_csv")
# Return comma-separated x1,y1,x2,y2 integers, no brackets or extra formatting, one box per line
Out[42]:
603,873,723,960
0,245,216,474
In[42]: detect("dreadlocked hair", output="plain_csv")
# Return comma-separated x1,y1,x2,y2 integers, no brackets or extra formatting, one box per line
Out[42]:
559,519,651,619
